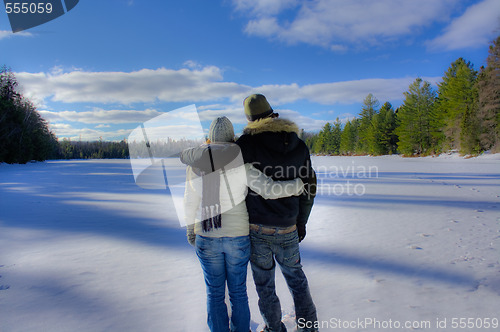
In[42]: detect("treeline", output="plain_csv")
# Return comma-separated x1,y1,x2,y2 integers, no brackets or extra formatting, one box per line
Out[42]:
305,36,500,156
57,139,129,159
128,138,204,159
39,137,203,160
0,66,59,163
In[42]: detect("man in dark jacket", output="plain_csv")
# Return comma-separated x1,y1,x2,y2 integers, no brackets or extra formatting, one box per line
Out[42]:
236,94,318,332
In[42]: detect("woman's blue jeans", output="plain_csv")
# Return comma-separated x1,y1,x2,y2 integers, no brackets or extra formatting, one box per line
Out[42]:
196,235,251,332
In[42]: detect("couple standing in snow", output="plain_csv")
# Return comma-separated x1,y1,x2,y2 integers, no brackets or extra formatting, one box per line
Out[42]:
181,94,318,332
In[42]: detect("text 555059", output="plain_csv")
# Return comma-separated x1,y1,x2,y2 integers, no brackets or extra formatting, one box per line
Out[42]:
5,2,53,14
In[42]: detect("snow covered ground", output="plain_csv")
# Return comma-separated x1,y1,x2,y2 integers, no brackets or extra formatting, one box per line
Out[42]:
1,154,499,331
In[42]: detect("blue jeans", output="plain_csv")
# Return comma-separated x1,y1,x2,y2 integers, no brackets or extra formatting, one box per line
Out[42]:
196,235,251,332
250,229,318,332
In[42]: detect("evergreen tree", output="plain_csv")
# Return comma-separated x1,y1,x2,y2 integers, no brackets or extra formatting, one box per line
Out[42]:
369,102,398,155
383,103,399,154
476,36,500,152
303,131,318,152
315,122,333,154
340,118,358,155
0,66,57,163
357,93,379,153
460,100,481,154
436,58,478,152
330,118,342,155
396,78,438,155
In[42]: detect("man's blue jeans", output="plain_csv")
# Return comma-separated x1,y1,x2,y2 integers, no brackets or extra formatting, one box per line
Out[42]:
196,235,251,332
250,229,318,332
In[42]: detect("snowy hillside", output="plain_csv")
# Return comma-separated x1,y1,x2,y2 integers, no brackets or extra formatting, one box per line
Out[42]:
1,155,499,331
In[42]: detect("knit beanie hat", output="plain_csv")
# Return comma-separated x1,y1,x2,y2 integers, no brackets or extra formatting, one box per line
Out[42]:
208,116,235,143
244,94,274,121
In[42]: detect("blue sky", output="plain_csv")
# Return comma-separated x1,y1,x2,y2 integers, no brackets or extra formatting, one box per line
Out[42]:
1,0,499,140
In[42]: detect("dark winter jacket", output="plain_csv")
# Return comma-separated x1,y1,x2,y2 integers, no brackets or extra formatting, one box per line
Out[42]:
236,117,316,228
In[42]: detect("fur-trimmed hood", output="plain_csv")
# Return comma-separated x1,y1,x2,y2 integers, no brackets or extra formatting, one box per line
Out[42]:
243,117,300,136
238,117,302,155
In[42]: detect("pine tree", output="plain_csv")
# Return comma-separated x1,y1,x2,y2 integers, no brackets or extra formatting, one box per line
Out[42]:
396,78,438,155
340,119,358,155
330,118,342,155
357,93,379,154
0,66,57,163
436,58,478,152
384,104,399,154
460,100,481,154
369,102,398,155
315,122,334,154
303,131,318,152
476,36,500,152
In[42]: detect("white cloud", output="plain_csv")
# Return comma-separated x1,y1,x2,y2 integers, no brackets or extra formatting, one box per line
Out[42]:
17,66,437,108
16,67,250,104
50,123,132,141
134,124,203,142
0,30,32,40
276,108,328,131
427,0,500,51
233,0,457,49
232,0,299,16
40,108,162,124
196,105,330,132
198,106,248,125
183,60,203,69
254,76,441,106
18,66,442,136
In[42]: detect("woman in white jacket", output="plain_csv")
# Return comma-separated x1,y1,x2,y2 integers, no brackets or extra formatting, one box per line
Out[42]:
181,117,304,332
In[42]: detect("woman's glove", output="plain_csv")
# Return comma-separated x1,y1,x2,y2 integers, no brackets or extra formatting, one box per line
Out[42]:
187,225,196,247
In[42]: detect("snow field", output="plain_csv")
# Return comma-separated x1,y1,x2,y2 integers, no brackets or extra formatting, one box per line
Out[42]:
1,155,499,331
304,155,500,331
